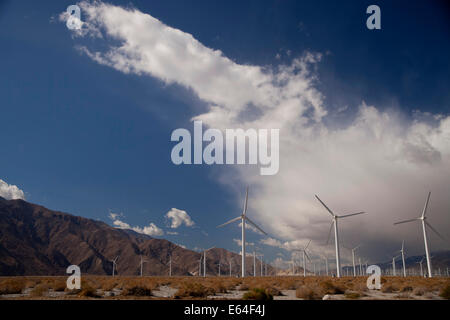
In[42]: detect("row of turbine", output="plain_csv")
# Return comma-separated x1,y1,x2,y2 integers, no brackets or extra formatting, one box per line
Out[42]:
217,188,445,278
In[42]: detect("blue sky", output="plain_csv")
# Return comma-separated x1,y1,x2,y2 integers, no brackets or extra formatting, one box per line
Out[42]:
1,0,449,267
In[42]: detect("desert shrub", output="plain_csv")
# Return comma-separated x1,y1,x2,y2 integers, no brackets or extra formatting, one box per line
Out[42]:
208,282,227,294
264,286,282,296
50,280,67,292
78,284,100,298
295,285,322,300
0,279,25,295
412,287,426,296
30,284,49,297
400,286,413,292
381,285,397,293
174,282,211,298
242,288,273,301
351,281,368,292
344,292,361,299
123,285,152,296
320,280,345,294
440,283,450,300
238,283,249,291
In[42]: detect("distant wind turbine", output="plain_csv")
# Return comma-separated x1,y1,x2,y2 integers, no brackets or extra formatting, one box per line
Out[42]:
351,245,361,277
397,241,406,277
416,257,425,277
111,255,119,277
217,187,268,278
315,195,366,278
139,255,147,277
293,240,311,277
203,247,215,277
392,255,400,276
394,192,445,278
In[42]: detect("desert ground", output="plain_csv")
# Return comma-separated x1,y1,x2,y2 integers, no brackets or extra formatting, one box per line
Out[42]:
1,275,449,300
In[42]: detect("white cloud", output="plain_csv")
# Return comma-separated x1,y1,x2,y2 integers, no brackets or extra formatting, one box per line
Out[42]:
132,222,164,236
0,179,25,200
108,211,164,236
165,208,195,228
66,2,450,262
233,238,254,247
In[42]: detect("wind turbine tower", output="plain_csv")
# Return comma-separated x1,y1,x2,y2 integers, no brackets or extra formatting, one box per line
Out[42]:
217,187,268,278
315,195,366,277
112,256,119,277
394,192,445,278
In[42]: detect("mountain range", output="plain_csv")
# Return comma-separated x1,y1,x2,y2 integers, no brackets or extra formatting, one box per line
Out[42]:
0,196,274,276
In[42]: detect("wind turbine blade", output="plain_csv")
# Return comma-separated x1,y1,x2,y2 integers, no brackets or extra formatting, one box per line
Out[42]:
315,195,335,217
243,187,249,216
340,212,365,218
326,221,334,245
304,251,311,261
393,218,419,225
304,240,311,250
217,216,241,228
402,240,404,251
244,216,268,236
421,192,431,218
425,221,446,241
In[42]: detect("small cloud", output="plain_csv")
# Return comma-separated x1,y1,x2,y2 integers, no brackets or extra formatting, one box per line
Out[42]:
108,211,164,236
165,208,195,228
233,238,254,247
0,179,25,200
275,53,281,60
132,223,164,236
166,231,179,235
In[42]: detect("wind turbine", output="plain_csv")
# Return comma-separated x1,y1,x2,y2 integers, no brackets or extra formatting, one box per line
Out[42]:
350,245,361,277
321,254,329,276
139,255,147,277
203,247,215,277
111,256,119,277
315,195,366,278
397,241,407,277
217,187,268,278
392,255,400,276
229,259,232,277
293,240,311,277
394,192,445,278
169,255,172,277
258,253,264,276
253,251,257,277
416,257,425,277
359,257,362,276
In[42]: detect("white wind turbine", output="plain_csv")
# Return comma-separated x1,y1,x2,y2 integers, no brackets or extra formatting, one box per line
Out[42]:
397,241,407,277
315,195,366,278
111,255,119,277
217,187,268,278
417,257,425,277
393,192,445,278
351,245,361,277
392,255,400,276
139,255,147,277
203,247,215,277
293,240,311,277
